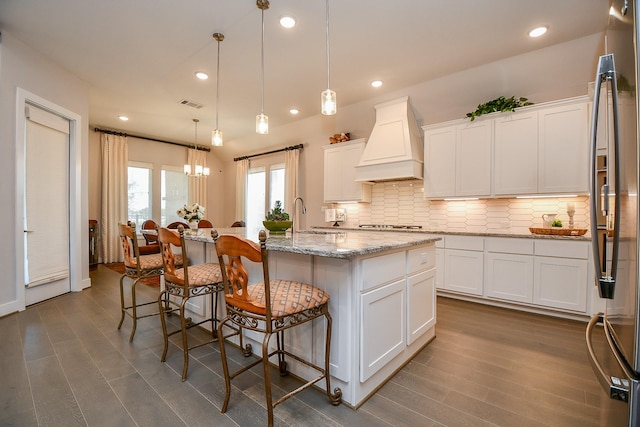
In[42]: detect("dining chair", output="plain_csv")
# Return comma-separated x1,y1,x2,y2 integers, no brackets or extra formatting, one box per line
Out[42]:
167,221,190,229
198,219,213,228
230,220,246,227
117,222,179,341
213,229,342,426
141,219,159,246
156,225,224,381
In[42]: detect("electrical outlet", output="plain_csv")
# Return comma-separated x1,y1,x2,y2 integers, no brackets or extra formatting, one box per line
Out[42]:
420,253,428,264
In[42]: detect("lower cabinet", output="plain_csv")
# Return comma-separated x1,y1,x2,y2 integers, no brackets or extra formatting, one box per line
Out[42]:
436,236,593,316
360,279,406,382
442,236,484,296
407,268,436,345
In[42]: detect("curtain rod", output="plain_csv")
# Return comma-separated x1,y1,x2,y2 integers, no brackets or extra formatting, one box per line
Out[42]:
93,127,211,152
234,143,304,161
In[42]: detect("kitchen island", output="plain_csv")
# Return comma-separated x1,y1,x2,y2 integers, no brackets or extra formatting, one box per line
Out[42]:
181,227,440,407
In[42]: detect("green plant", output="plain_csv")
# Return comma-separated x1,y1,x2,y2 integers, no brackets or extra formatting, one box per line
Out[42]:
265,200,290,221
551,219,563,228
617,74,636,96
466,96,533,121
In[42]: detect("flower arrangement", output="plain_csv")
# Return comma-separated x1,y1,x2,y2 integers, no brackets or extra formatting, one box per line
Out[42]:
176,203,205,222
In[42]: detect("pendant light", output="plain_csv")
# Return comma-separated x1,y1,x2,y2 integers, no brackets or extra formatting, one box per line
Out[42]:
184,119,210,177
256,0,269,134
321,0,336,115
211,32,224,146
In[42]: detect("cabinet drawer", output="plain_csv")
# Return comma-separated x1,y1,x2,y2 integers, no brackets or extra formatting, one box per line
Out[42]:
534,240,589,259
486,238,533,255
361,251,405,291
407,246,435,274
445,235,484,251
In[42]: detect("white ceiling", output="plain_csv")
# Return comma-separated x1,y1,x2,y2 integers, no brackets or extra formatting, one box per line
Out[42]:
0,0,609,158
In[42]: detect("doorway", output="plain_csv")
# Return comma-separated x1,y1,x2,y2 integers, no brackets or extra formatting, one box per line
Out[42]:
23,104,71,305
14,88,83,312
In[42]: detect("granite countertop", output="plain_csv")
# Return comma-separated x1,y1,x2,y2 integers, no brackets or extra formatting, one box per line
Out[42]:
182,227,440,259
311,226,592,241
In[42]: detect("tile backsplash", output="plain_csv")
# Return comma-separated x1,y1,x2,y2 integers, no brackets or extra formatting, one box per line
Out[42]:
332,181,590,234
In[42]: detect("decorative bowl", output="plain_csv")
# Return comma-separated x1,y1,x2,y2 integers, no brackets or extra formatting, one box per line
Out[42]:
263,220,293,234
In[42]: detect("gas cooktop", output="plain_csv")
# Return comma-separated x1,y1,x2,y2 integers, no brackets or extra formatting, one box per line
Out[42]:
359,224,423,230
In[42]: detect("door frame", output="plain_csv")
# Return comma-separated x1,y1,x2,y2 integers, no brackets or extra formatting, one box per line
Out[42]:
15,88,83,311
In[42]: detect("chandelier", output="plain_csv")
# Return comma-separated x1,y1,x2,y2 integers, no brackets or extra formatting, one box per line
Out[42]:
183,118,210,177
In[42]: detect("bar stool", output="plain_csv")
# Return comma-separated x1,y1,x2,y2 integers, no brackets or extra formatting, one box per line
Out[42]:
213,230,342,426
156,225,224,381
117,222,178,341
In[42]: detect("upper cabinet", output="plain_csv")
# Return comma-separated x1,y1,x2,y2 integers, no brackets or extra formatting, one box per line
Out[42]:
424,120,492,198
423,96,590,199
323,139,372,203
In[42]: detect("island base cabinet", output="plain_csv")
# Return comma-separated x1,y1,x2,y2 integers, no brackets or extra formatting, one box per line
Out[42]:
360,279,406,382
407,269,436,345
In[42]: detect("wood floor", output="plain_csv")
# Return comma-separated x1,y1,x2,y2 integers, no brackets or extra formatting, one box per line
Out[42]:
0,265,625,426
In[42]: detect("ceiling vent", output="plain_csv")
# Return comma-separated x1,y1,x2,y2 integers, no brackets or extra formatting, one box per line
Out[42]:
179,99,204,109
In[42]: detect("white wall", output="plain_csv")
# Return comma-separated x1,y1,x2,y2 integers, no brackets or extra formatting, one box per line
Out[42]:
0,31,90,315
220,33,605,230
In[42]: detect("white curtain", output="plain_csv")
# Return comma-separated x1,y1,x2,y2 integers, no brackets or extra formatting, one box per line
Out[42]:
235,158,249,222
285,148,300,231
188,148,208,206
101,133,128,263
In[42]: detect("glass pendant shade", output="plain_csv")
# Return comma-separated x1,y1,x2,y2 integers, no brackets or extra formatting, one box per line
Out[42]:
195,164,203,175
256,113,269,134
203,167,210,176
184,164,191,175
211,129,223,146
321,89,337,115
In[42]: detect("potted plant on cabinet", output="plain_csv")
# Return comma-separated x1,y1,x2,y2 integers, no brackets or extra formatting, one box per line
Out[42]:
263,200,293,234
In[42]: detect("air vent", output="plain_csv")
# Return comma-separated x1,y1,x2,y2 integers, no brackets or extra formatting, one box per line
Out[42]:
179,99,204,109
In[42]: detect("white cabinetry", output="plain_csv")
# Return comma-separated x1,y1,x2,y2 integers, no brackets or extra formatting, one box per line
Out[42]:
538,101,589,194
493,111,538,195
533,240,589,312
424,120,492,198
323,139,372,203
442,236,484,296
424,96,590,199
485,238,534,304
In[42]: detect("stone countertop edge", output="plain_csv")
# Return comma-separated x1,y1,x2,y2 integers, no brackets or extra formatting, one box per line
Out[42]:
183,227,441,259
310,226,592,241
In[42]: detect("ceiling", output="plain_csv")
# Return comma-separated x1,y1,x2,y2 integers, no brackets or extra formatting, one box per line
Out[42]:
0,0,609,159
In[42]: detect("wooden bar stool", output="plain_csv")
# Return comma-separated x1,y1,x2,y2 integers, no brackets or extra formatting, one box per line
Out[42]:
117,222,176,341
213,230,342,426
156,225,224,381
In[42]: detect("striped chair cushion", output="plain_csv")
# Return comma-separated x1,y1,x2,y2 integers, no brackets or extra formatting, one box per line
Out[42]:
167,263,222,288
247,280,330,318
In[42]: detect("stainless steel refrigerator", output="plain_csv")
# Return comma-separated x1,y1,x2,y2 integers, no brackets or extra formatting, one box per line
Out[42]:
587,0,640,425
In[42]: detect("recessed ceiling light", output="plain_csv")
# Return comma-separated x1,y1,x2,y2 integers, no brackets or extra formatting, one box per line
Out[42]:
371,80,383,88
195,72,209,80
280,16,296,28
118,115,129,121
289,108,299,115
529,26,548,38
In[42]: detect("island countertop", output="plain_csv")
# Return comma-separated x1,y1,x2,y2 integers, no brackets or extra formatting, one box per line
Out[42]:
182,227,440,259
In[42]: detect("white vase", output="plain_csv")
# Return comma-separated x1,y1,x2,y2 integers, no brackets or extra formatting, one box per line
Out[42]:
189,220,199,229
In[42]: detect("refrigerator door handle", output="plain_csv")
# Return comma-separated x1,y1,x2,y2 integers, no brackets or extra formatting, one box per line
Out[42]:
586,313,630,402
589,53,621,299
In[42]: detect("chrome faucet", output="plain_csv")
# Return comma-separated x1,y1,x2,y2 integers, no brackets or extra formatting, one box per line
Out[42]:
292,197,306,233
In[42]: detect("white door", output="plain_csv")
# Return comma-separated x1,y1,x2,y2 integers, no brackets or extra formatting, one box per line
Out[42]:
24,104,71,305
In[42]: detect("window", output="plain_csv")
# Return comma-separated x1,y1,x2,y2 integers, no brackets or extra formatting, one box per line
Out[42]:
161,165,188,225
246,163,285,232
127,162,152,225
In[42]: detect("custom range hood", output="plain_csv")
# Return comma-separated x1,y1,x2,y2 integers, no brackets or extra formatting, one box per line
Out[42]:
355,96,423,182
